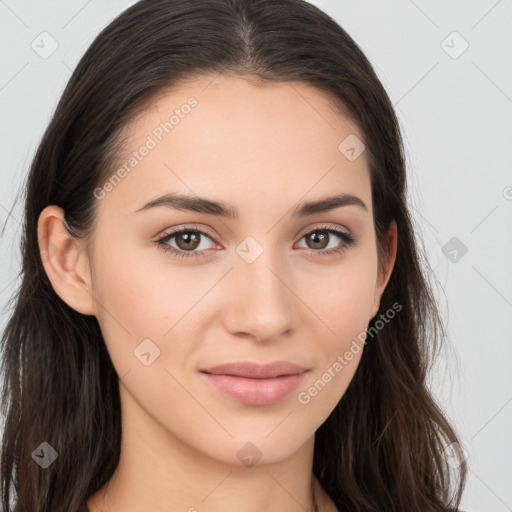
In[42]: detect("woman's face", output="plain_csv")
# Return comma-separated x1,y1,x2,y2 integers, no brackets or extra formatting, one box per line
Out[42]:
52,74,396,466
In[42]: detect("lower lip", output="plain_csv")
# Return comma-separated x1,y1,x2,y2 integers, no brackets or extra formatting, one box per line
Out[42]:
201,371,308,406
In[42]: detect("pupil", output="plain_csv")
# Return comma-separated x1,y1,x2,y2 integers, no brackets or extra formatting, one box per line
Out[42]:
178,232,200,250
309,231,328,249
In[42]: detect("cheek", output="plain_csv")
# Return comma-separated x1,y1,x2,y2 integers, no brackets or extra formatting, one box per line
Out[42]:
296,275,373,416
305,259,377,336
89,239,163,363
92,232,194,326
298,257,376,394
90,242,213,372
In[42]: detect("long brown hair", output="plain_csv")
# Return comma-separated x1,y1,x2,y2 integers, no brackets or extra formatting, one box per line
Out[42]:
0,0,467,510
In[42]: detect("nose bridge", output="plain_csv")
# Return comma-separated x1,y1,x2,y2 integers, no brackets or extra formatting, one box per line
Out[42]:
224,237,295,341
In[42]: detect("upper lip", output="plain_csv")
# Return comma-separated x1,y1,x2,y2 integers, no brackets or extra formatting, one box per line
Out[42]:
201,361,309,379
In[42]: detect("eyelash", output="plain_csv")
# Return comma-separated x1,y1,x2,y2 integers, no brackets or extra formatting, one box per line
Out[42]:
155,224,356,260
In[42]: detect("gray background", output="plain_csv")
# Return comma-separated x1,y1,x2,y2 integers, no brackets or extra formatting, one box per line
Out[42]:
0,1,511,510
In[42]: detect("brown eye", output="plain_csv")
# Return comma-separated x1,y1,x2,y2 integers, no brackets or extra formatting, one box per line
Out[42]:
156,228,217,259
174,231,201,251
304,230,330,250
296,226,356,257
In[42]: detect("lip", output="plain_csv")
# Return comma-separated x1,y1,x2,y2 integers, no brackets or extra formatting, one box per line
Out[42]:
201,361,308,378
200,361,309,406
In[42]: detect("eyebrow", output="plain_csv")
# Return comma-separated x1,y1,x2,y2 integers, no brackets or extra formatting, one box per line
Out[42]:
134,192,368,219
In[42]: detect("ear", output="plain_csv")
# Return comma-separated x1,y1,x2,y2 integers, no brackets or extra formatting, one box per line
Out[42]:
369,219,398,320
37,205,97,316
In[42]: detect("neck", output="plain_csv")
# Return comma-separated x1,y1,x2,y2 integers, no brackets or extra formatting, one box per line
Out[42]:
87,385,323,512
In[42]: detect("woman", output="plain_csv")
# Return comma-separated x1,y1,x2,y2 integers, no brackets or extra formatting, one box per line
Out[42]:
0,0,467,511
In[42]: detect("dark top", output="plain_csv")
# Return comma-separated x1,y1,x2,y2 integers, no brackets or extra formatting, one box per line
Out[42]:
78,499,468,511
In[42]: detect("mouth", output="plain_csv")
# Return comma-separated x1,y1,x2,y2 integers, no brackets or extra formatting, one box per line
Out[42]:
200,361,309,406
201,361,308,378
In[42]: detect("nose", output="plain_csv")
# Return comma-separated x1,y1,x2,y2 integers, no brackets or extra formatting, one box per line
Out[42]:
221,252,296,344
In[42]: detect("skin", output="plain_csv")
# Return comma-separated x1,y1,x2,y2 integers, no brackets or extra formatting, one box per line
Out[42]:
38,74,397,512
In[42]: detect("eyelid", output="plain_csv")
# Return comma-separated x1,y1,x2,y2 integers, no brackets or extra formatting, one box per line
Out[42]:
156,224,216,241
295,222,351,239
155,224,220,249
155,222,356,257
156,222,352,243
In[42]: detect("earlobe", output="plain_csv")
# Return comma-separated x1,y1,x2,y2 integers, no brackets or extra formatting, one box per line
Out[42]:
37,205,97,316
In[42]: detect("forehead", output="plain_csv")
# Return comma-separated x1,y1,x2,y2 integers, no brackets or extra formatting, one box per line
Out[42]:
97,74,371,218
